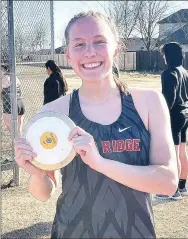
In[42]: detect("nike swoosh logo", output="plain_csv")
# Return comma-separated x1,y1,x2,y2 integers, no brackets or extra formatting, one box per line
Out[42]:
118,126,131,132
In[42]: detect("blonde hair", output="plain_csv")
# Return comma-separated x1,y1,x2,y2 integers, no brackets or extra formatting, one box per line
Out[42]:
64,11,128,93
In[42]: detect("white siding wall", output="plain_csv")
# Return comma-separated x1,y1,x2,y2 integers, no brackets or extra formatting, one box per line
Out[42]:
159,23,187,39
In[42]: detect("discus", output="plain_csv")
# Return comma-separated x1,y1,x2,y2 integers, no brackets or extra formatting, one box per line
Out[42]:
23,111,77,171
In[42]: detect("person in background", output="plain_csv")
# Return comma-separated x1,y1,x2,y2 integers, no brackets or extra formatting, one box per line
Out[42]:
44,60,68,105
155,42,188,200
1,63,25,136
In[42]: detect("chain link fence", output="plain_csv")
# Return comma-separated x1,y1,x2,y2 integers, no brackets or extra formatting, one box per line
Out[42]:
1,0,15,187
1,0,54,187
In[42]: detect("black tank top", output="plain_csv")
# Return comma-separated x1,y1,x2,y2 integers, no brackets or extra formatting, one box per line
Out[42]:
51,89,156,239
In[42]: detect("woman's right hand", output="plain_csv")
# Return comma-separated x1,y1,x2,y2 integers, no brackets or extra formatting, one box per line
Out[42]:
14,137,42,176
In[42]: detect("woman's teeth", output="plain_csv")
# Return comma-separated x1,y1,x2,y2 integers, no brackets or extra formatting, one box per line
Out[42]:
83,62,102,69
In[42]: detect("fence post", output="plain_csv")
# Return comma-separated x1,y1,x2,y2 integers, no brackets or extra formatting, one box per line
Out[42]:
136,52,139,71
0,0,2,180
8,0,19,186
50,0,55,61
133,52,135,70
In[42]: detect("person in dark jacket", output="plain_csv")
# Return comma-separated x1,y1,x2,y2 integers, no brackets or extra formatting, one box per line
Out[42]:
155,42,188,200
43,60,68,105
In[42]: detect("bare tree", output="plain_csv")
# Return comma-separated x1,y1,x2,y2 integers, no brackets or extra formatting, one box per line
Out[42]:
105,1,142,51
135,0,170,51
15,28,26,61
14,23,47,61
30,22,48,52
57,26,66,47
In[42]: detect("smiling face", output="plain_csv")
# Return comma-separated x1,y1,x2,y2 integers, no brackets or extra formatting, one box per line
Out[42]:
65,16,119,83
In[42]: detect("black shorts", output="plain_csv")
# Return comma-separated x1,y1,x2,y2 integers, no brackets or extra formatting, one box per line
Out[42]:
171,113,188,145
2,88,25,116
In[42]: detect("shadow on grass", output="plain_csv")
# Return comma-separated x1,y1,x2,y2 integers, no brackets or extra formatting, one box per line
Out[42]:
2,221,53,239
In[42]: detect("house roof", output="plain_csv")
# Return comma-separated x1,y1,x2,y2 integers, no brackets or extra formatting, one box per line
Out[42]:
159,23,188,45
36,49,51,55
126,37,158,42
158,9,188,24
119,37,158,51
55,46,66,54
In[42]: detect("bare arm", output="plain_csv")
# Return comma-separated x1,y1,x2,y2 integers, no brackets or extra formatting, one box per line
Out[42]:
28,170,59,201
14,136,60,201
95,90,178,195
26,94,71,200
14,94,72,201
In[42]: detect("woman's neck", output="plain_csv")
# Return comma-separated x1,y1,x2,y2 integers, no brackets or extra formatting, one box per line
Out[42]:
79,76,119,104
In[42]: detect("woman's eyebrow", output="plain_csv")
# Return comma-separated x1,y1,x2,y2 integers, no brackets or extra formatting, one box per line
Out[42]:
72,35,106,42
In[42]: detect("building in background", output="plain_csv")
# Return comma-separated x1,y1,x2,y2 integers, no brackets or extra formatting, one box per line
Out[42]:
158,9,188,52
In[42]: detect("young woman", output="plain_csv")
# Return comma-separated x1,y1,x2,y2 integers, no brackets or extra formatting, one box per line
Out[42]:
43,60,68,105
1,63,25,135
14,12,178,238
155,42,188,200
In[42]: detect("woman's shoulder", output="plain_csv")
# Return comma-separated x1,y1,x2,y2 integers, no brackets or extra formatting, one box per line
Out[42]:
128,87,168,129
44,75,53,83
129,87,162,100
39,92,72,115
161,68,178,80
45,73,62,84
129,87,166,111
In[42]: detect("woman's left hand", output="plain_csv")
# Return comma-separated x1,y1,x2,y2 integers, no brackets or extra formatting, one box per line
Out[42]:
68,126,103,170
